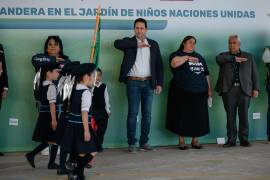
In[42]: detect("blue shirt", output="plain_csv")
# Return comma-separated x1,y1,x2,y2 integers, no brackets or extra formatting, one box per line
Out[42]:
169,50,209,93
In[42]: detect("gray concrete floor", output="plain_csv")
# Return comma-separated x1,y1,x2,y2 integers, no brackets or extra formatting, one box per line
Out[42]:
0,142,270,180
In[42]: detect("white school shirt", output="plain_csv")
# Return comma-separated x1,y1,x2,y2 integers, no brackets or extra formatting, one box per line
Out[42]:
43,80,56,103
76,84,92,112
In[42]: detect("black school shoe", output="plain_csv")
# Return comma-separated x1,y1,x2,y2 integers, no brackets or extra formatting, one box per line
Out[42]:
223,141,236,148
25,153,35,168
240,140,251,147
57,168,70,175
68,174,79,180
48,162,60,169
0,152,4,156
68,174,85,180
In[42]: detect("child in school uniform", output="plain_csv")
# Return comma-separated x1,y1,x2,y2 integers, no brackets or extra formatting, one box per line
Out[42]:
56,61,81,175
61,63,98,180
92,68,111,152
26,61,60,169
31,36,73,174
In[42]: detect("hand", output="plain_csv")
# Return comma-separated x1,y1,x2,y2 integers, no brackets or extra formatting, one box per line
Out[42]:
138,42,151,48
84,131,91,142
252,90,259,98
51,121,57,131
2,90,8,98
187,56,199,63
56,57,64,61
0,62,3,77
155,86,162,95
208,89,212,97
107,112,112,117
235,57,247,63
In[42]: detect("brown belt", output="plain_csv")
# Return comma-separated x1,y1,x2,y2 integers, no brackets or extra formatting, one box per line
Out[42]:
127,76,152,81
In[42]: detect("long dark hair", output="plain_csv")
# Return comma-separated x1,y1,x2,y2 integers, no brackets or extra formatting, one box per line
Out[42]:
178,35,197,52
44,35,69,59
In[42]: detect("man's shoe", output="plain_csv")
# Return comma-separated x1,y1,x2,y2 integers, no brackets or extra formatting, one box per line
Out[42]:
128,145,137,153
25,153,35,168
0,152,4,156
240,140,251,147
139,144,156,152
191,143,203,149
223,141,236,148
48,162,60,169
268,136,270,144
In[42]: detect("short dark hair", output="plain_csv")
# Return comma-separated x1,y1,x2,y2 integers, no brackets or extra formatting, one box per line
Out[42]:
134,18,147,29
97,68,102,74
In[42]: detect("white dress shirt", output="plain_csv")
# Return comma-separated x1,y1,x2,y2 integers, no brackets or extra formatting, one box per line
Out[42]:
127,38,151,77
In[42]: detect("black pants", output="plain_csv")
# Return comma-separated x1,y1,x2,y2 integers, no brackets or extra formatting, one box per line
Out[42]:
267,88,270,136
93,110,109,146
222,86,250,142
0,88,3,110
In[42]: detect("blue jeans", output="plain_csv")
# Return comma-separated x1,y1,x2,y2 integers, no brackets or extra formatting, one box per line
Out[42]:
126,80,154,145
267,89,270,136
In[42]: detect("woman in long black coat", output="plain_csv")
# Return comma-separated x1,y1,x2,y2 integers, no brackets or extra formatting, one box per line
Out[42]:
166,36,212,150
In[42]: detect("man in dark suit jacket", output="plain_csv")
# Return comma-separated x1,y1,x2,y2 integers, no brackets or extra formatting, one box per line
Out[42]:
114,18,163,153
0,44,9,156
215,35,259,148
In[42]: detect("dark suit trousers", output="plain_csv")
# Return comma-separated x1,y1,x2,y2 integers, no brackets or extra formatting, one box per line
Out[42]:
222,86,250,142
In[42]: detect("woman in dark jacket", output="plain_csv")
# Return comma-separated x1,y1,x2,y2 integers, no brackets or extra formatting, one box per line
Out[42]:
166,36,212,150
0,44,8,156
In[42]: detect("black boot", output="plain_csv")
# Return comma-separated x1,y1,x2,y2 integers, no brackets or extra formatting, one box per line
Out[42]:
74,154,93,180
48,144,59,169
26,142,49,168
57,147,69,175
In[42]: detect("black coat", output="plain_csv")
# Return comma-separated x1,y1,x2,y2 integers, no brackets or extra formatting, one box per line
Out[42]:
114,36,164,88
0,44,8,109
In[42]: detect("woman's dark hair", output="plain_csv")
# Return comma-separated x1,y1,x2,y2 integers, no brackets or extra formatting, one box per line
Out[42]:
178,35,197,51
44,35,69,59
134,18,147,29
